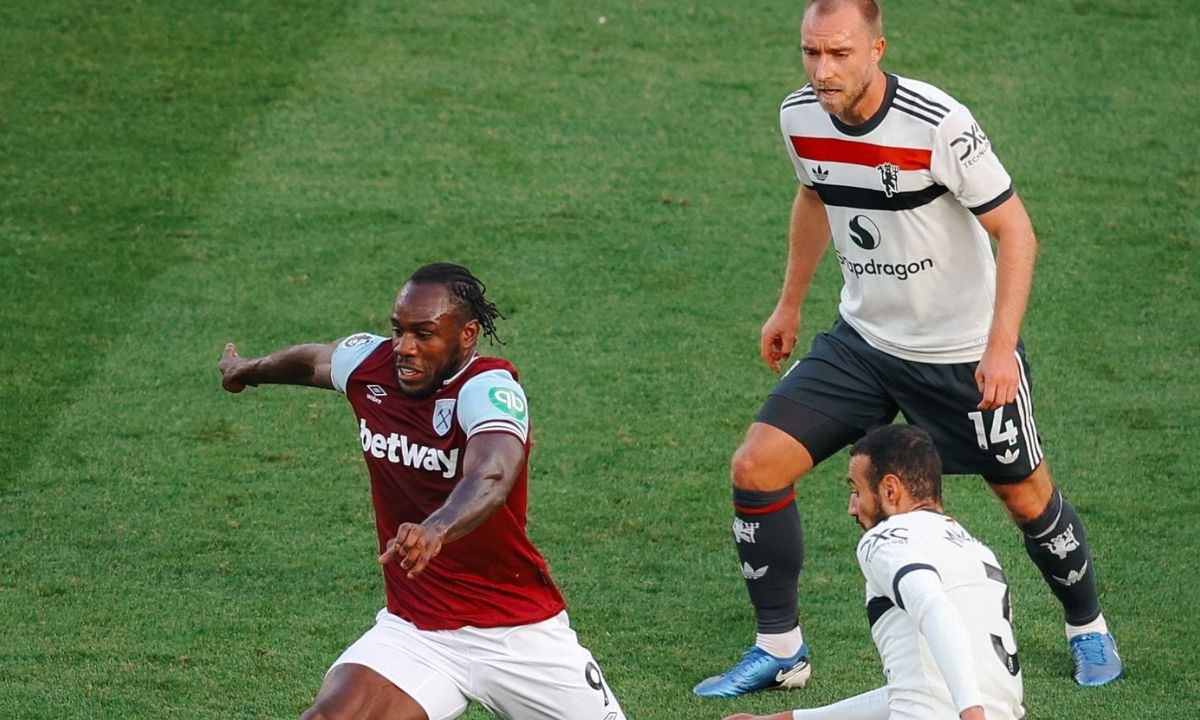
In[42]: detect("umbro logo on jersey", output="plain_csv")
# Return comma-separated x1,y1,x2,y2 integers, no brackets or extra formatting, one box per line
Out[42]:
366,384,388,405
876,162,899,198
812,165,830,181
358,418,460,478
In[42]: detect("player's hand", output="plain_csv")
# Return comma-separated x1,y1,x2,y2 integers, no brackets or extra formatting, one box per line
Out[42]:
959,706,987,720
219,343,251,393
379,522,444,579
973,345,1019,410
761,306,801,373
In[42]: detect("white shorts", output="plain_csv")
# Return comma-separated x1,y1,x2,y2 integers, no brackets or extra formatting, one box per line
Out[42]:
330,608,626,720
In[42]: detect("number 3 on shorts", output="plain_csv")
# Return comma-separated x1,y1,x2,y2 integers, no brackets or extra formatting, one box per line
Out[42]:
967,409,1018,451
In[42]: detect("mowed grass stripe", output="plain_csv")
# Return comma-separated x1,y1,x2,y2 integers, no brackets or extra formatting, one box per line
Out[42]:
0,1,351,482
1,1,1198,718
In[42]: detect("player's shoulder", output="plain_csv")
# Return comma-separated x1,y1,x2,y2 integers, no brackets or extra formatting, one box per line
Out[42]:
461,367,520,393
891,75,966,129
331,332,390,392
857,515,913,565
781,83,818,114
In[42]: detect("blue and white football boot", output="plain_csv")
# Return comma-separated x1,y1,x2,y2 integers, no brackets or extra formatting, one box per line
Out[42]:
1069,632,1123,686
692,644,811,697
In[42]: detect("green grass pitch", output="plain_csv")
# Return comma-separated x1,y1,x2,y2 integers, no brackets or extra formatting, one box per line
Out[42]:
1,1,1197,718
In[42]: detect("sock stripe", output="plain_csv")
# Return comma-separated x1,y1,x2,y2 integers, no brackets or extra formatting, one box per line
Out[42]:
734,490,797,515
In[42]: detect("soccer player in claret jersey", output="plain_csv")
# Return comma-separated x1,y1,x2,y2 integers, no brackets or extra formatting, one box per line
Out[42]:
724,425,1024,720
219,263,625,720
693,0,1120,698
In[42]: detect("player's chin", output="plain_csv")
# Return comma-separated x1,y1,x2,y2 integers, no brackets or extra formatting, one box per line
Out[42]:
396,377,437,398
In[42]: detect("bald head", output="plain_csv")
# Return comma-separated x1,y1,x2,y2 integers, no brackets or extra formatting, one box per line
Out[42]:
804,0,883,39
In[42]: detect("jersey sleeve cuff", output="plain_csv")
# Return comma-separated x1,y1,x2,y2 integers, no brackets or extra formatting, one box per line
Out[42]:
467,419,527,444
969,184,1014,216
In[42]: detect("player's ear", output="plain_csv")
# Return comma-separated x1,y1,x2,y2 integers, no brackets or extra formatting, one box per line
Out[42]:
461,318,480,347
880,473,902,505
872,36,886,64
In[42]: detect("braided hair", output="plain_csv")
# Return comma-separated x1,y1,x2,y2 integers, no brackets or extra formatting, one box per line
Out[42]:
407,262,505,345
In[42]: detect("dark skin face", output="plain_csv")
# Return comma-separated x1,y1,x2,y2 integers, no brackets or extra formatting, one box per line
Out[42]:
389,282,480,398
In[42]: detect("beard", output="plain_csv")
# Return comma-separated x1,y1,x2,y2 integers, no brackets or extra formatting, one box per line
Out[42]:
394,343,471,399
817,66,874,119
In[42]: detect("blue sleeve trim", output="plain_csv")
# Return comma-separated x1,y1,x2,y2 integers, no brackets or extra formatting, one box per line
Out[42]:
330,334,388,393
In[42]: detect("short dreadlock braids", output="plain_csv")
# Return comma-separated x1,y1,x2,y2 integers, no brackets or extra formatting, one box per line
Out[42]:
408,262,505,345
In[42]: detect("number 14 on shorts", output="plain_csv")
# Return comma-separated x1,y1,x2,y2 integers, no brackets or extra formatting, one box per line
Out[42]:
967,409,1018,451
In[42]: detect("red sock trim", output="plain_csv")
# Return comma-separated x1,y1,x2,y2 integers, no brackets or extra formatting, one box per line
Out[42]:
734,490,797,515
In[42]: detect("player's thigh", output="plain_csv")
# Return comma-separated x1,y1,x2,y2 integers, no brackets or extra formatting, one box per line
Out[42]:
326,609,470,720
303,663,431,720
894,351,1044,481
737,402,863,491
753,321,897,474
472,612,626,720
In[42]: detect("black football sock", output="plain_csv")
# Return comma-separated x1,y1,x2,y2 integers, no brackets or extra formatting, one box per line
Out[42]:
1020,489,1102,626
732,487,804,635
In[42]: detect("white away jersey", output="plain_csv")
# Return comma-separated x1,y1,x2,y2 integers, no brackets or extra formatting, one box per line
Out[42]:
857,510,1024,720
781,74,1014,362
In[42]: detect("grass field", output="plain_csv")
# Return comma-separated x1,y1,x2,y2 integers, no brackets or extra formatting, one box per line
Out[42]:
1,1,1197,718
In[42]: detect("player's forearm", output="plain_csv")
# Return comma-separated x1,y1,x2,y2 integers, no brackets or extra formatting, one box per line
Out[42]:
981,196,1037,353
790,686,890,720
422,468,513,545
779,186,832,310
916,594,986,714
422,434,522,545
988,230,1035,352
237,344,335,389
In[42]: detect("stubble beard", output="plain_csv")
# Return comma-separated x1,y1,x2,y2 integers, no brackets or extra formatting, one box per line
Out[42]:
819,66,874,121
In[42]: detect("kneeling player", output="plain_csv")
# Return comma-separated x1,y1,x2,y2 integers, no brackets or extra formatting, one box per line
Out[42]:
726,425,1024,720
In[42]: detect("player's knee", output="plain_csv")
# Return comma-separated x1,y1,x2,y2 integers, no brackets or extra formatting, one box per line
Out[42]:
299,695,367,720
991,466,1055,524
731,445,793,492
299,701,335,720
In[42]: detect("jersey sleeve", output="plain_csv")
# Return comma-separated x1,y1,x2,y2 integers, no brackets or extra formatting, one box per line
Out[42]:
456,369,530,443
930,105,1013,215
898,570,987,713
330,333,388,393
781,99,814,186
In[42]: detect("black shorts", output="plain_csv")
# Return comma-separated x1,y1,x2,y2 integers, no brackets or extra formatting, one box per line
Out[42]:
756,318,1045,482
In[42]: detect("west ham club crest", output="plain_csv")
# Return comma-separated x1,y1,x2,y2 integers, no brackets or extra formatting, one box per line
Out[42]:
433,399,456,436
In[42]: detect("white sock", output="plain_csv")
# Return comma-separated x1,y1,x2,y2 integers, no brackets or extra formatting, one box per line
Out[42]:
1066,613,1109,639
756,626,804,658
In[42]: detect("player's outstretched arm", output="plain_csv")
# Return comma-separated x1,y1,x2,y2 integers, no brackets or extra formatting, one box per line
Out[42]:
379,432,523,578
723,686,890,720
219,341,337,393
762,184,832,373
